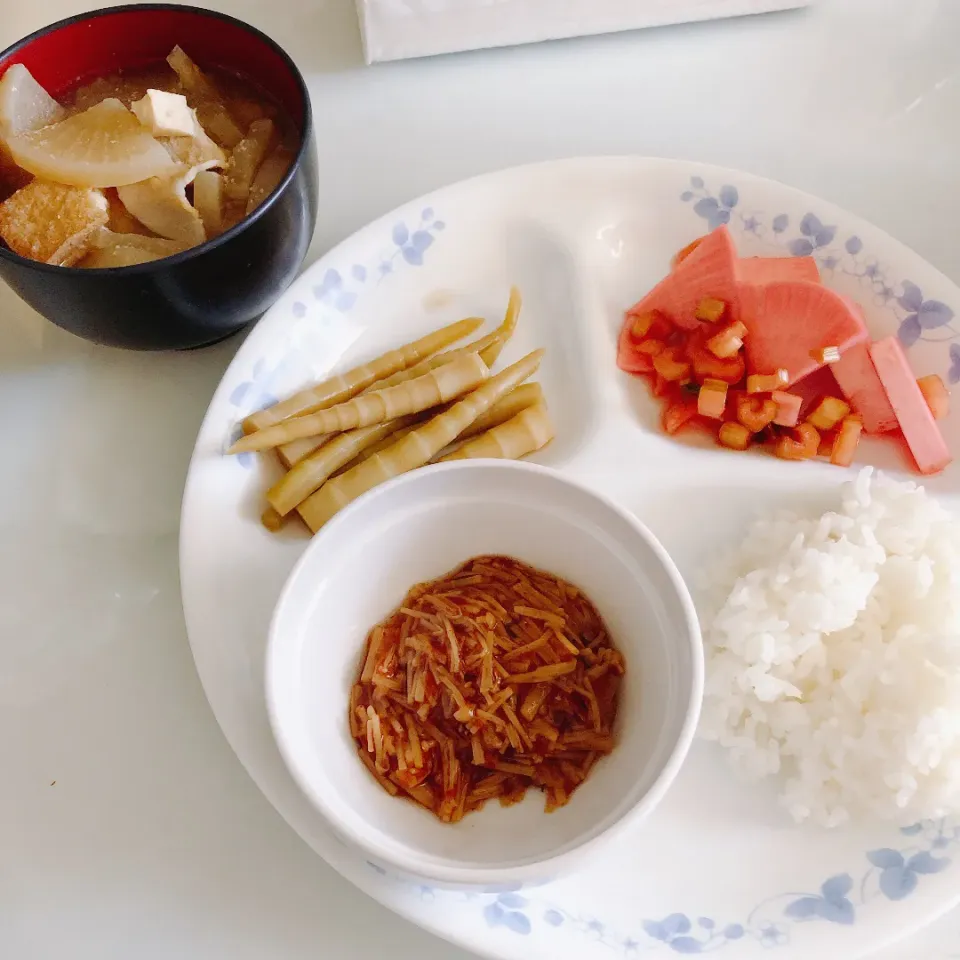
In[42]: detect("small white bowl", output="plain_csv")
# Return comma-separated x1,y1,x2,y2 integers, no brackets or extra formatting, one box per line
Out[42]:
266,460,702,888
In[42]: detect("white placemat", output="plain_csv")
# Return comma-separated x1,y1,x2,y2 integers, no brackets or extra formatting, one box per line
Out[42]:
356,0,812,63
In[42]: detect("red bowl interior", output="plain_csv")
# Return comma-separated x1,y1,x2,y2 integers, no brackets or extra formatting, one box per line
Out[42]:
0,4,306,128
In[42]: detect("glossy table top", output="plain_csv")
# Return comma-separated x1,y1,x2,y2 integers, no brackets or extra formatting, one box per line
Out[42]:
4,1,960,957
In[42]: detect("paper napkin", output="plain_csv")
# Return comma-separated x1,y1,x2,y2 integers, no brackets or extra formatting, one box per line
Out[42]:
356,0,812,64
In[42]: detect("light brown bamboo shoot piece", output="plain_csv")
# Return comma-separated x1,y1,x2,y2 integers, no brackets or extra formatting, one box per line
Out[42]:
272,285,520,463
242,316,482,435
261,506,287,532
267,414,422,516
223,118,274,203
337,383,543,475
331,422,423,478
449,382,542,444
297,350,544,532
246,144,294,214
438,401,554,462
231,353,489,454
276,331,504,468
501,286,521,341
167,46,244,148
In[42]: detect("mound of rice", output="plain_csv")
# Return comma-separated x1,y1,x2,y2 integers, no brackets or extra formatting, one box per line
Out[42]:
700,468,960,827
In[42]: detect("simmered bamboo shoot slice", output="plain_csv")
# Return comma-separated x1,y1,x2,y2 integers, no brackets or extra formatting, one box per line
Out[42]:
117,161,217,245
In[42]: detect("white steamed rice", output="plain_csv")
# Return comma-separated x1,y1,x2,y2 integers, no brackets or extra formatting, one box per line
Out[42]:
699,468,960,827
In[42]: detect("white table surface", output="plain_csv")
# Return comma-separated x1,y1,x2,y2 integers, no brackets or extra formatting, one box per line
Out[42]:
3,1,960,958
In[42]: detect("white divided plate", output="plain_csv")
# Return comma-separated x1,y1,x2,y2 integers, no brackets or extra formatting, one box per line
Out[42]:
180,157,960,960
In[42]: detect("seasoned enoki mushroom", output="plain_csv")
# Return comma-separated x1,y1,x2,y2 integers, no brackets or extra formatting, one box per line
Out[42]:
350,555,624,821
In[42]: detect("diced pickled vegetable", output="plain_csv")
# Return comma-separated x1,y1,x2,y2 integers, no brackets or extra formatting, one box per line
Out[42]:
814,345,841,364
771,390,802,427
697,379,728,419
917,374,950,420
662,400,699,435
652,374,672,398
830,416,863,467
718,422,751,450
689,343,745,384
747,370,789,393
652,347,691,382
706,320,747,359
807,396,851,432
695,297,726,323
737,395,778,432
636,338,665,356
618,238,951,473
671,236,703,268
775,422,820,461
630,311,669,339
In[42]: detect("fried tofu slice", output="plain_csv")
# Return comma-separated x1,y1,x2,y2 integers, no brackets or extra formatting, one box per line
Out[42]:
90,229,186,257
0,179,108,264
0,149,31,202
80,244,167,268
81,230,185,268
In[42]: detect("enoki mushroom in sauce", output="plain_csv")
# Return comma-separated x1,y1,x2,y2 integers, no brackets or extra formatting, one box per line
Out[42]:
349,555,625,823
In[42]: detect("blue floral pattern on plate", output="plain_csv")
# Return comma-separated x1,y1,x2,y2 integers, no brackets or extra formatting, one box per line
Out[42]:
222,207,445,464
374,819,959,955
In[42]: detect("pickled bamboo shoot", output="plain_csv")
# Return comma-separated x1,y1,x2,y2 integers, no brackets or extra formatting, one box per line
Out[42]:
276,332,505,467
298,350,544,532
267,414,422,516
241,316,483,434
439,401,554,461
232,353,489,454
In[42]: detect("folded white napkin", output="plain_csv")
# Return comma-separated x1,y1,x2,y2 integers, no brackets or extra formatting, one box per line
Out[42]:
356,0,811,63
